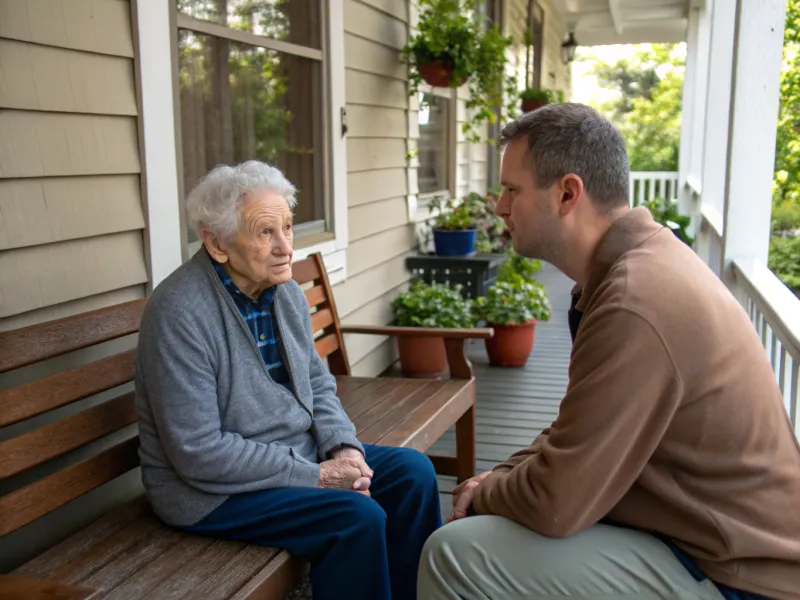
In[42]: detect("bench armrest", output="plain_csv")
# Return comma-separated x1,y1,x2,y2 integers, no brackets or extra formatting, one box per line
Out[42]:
339,325,494,339
340,325,493,379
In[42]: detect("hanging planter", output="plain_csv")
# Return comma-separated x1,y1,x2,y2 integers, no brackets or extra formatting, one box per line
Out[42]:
520,87,559,113
401,0,516,144
418,59,468,88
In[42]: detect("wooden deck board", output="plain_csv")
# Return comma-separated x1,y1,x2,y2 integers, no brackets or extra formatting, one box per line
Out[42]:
434,263,574,521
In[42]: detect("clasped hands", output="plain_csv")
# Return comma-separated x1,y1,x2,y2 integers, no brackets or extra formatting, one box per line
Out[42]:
318,447,373,496
448,471,492,523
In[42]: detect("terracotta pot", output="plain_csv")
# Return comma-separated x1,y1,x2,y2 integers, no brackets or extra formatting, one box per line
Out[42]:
419,59,467,88
484,320,537,367
521,99,549,113
398,335,448,378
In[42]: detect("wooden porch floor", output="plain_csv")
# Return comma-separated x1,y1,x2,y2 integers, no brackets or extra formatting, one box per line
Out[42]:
429,263,575,519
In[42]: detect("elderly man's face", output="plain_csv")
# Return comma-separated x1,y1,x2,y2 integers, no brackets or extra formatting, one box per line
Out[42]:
206,190,294,296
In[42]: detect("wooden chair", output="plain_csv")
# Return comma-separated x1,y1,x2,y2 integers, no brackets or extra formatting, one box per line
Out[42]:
0,253,491,599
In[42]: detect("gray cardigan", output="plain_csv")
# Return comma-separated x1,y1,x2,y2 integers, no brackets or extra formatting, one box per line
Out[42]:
135,249,363,527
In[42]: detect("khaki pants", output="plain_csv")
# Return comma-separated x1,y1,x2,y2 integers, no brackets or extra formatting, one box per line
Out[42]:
417,516,726,599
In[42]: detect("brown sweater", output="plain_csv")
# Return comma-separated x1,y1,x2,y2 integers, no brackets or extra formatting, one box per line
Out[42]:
473,207,800,599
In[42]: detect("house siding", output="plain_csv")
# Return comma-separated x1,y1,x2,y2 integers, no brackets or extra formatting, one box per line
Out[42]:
0,0,147,331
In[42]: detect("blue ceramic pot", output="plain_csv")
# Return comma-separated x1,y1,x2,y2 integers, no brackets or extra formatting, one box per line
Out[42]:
433,229,478,256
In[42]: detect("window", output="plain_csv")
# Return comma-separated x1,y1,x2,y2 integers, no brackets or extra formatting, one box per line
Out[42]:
417,91,453,196
175,0,333,249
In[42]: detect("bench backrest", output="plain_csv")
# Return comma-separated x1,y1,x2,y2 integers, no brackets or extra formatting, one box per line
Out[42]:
0,253,346,537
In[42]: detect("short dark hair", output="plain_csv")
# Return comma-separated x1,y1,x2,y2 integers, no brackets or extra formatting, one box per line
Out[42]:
500,103,630,210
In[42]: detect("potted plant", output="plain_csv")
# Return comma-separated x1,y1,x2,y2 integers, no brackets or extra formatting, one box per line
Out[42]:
471,189,513,254
401,0,517,143
392,280,475,377
519,87,558,113
496,247,542,282
473,279,551,367
428,194,481,256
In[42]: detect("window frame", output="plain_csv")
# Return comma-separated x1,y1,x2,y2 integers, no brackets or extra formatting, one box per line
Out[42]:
412,83,457,223
171,0,349,284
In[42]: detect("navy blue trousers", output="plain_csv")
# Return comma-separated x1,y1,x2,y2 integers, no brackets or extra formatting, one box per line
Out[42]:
182,444,442,600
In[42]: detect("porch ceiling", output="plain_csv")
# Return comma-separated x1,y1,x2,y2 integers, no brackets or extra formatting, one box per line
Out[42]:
553,0,703,46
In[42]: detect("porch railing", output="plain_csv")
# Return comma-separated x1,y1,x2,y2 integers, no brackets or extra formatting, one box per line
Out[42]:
629,171,679,207
734,258,800,436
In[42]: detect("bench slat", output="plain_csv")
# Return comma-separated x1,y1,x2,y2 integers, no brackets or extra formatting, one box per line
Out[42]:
338,378,397,410
345,379,415,420
0,436,140,537
350,380,430,430
309,308,334,334
0,350,136,427
314,333,340,359
230,550,305,600
0,300,145,374
0,574,98,600
178,546,281,600
0,393,137,479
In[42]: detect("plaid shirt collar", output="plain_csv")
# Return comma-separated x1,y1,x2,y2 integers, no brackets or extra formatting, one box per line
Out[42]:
211,259,276,309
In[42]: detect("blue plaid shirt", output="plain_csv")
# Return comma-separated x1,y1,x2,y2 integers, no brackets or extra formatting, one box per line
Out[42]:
212,259,291,389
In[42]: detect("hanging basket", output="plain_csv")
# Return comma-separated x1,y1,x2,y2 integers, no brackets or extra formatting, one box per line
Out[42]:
521,99,549,113
419,59,468,88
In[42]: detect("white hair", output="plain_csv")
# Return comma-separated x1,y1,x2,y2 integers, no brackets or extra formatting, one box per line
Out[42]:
185,160,297,241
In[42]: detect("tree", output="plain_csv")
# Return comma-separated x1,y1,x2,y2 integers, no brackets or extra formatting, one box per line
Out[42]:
583,44,684,172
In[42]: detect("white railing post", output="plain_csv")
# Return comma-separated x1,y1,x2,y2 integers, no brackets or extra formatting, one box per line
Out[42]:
721,0,787,297
677,7,700,219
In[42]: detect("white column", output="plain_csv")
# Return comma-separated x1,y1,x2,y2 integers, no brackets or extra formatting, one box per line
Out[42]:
687,1,713,189
677,8,700,217
721,0,787,291
132,0,184,289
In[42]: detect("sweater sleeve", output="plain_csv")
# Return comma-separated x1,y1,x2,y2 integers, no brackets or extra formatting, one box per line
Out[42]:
139,309,320,493
472,306,683,538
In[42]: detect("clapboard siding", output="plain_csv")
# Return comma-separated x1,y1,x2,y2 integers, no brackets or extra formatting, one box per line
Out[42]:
342,283,406,365
347,225,416,277
348,167,408,207
348,197,409,241
0,0,135,57
346,105,408,139
0,111,140,178
344,0,407,50
345,70,408,108
0,39,137,114
359,0,408,22
0,231,148,318
333,253,409,319
0,176,145,250
0,0,145,328
344,34,407,80
347,138,407,172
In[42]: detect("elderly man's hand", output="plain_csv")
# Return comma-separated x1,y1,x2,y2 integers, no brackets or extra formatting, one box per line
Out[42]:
448,471,493,523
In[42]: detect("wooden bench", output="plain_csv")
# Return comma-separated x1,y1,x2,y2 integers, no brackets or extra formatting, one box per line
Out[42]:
0,253,492,600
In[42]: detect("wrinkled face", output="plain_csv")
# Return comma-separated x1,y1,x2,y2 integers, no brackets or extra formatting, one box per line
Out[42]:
208,190,294,294
495,137,562,261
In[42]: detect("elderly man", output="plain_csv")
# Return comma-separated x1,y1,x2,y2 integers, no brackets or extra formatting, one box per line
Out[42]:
135,161,441,600
417,104,800,600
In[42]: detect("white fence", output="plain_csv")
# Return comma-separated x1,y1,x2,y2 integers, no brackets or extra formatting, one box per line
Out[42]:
629,171,680,207
735,259,800,436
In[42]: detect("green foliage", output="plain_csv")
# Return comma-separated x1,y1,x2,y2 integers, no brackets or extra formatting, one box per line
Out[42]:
428,195,478,231
468,189,511,253
519,87,560,103
772,0,800,230
401,0,517,143
586,44,684,172
497,248,542,286
392,280,475,328
643,196,695,246
473,280,552,325
769,235,800,294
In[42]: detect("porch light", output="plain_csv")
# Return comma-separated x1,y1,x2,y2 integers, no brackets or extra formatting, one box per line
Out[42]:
561,31,578,64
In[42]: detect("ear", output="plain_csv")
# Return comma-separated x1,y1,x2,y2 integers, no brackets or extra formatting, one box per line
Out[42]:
558,174,584,216
200,230,229,264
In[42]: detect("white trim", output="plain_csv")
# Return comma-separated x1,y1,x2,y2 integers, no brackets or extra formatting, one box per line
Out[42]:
176,14,324,61
678,8,700,189
686,175,703,197
133,0,183,290
328,0,348,258
721,0,787,288
687,0,713,186
700,202,724,237
700,0,736,219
